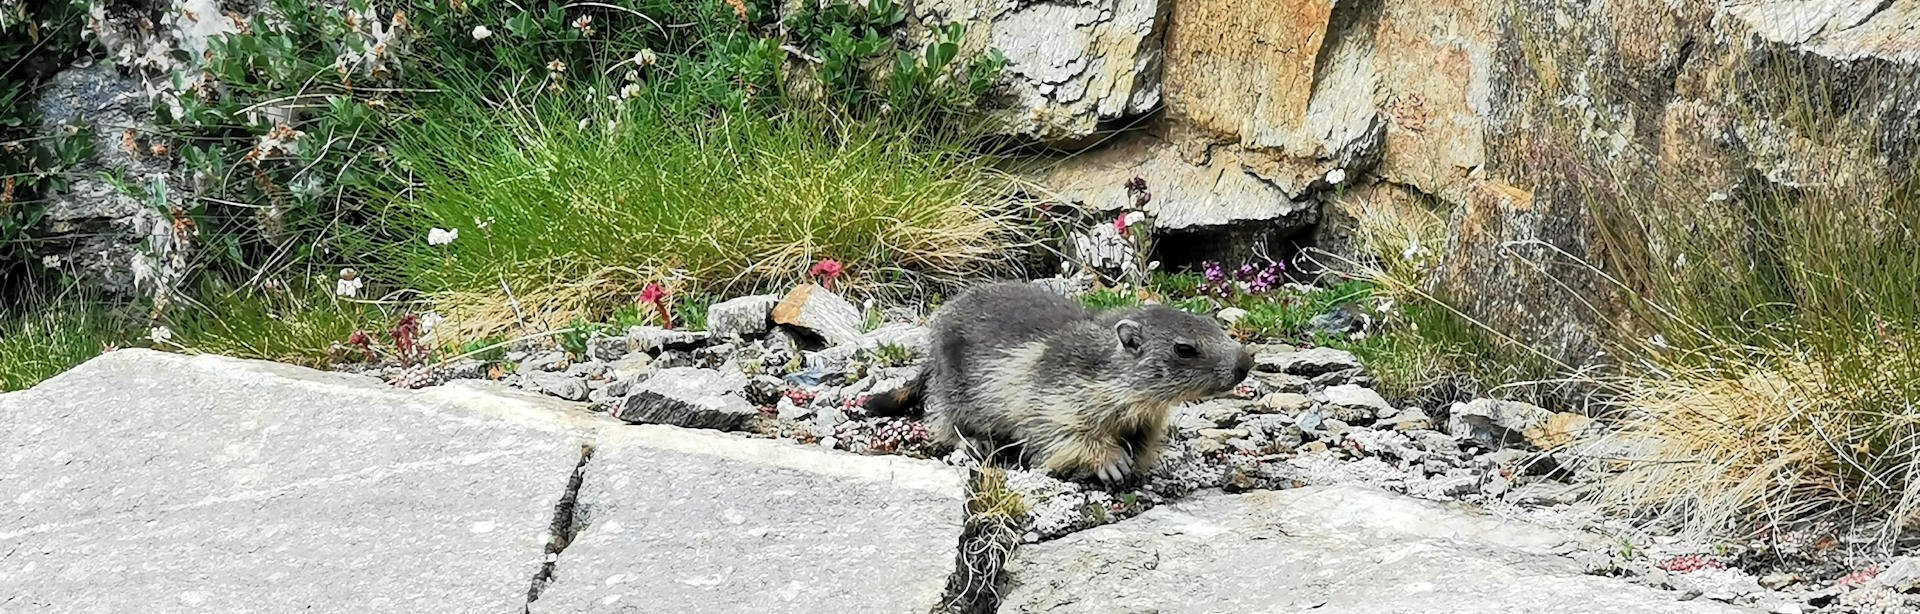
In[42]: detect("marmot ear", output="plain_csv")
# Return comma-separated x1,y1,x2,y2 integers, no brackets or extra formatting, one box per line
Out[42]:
1114,319,1144,355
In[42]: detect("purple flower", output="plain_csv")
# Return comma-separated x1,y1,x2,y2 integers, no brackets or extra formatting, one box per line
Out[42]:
1202,260,1225,283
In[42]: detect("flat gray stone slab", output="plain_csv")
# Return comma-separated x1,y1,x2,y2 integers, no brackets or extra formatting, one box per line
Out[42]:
1,349,968,613
529,425,964,613
0,349,592,612
1003,485,1759,614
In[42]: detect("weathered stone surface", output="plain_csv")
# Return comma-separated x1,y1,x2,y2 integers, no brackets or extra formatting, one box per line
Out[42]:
0,350,589,612
526,371,591,402
1449,398,1554,450
31,63,186,298
1255,346,1362,376
1727,0,1918,60
1003,485,1754,613
613,367,757,430
624,326,708,353
606,352,655,382
707,294,781,341
854,323,930,353
771,284,865,346
586,334,629,362
529,426,964,613
1039,132,1316,231
1319,383,1391,422
1257,391,1313,414
3,349,970,612
912,0,1170,145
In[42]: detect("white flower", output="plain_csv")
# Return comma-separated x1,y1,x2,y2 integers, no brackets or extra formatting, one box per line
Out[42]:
633,49,658,67
1401,238,1422,262
471,25,492,40
1326,168,1347,185
578,117,591,130
427,227,458,246
1122,211,1146,226
619,83,642,99
147,326,174,345
335,277,363,297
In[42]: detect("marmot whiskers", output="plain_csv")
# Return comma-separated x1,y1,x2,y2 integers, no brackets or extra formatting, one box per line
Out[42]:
869,282,1253,485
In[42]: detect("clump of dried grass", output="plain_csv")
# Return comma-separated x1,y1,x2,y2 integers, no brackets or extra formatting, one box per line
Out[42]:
1585,346,1920,540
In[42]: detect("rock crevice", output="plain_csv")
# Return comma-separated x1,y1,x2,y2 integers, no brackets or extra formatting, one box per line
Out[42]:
523,442,595,608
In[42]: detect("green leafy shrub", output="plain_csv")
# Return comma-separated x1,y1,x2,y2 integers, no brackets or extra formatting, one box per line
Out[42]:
786,0,1004,125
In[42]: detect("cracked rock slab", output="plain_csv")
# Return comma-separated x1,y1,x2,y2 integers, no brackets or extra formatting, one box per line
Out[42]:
3,349,970,613
528,425,965,613
1003,485,1758,613
0,349,595,612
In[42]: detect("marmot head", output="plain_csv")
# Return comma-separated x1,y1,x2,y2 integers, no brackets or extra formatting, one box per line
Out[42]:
1109,305,1254,402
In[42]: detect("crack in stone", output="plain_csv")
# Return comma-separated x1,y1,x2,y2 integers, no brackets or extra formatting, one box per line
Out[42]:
932,467,1025,614
523,441,595,610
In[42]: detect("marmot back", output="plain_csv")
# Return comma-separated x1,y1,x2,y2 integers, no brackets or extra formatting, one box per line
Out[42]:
918,282,1252,485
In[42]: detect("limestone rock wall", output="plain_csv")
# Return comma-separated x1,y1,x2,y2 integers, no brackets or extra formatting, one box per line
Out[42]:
1025,0,1920,365
912,0,1172,146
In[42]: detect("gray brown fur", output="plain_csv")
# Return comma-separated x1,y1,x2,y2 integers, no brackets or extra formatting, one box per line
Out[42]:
914,282,1252,485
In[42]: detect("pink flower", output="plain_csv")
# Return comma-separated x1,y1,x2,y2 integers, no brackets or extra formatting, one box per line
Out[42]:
640,283,673,329
810,259,844,290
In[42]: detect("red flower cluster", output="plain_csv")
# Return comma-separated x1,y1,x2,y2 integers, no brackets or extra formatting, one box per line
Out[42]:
810,259,844,291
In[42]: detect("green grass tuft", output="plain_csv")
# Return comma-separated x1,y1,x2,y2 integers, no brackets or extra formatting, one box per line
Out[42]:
0,299,130,392
377,75,1020,343
165,287,393,367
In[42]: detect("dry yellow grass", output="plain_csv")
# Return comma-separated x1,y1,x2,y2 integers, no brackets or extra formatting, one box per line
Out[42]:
1580,342,1920,541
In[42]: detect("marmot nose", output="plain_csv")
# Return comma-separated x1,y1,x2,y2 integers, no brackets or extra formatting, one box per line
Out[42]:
1233,349,1253,382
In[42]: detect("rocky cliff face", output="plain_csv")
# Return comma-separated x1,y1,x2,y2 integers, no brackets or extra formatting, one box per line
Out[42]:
1006,0,1920,365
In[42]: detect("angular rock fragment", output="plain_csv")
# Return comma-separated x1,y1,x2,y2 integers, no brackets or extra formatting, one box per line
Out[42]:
614,367,757,430
625,326,709,353
771,284,865,346
525,371,589,402
1449,398,1554,450
706,294,781,341
1255,346,1362,376
1318,383,1391,423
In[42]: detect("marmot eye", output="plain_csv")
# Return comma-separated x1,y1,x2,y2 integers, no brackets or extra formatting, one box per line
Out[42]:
1174,343,1199,358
